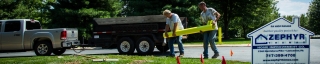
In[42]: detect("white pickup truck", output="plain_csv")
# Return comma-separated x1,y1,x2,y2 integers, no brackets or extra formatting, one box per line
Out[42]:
0,19,80,56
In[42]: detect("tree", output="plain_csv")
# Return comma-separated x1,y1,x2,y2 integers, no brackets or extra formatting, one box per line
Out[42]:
121,0,206,40
208,0,279,39
307,0,320,34
121,0,280,40
234,0,279,38
0,0,44,19
0,0,281,41
283,15,294,21
121,0,169,16
299,14,309,28
47,0,123,39
282,14,308,28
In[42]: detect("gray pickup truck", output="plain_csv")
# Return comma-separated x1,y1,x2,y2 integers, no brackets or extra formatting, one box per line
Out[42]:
0,19,80,56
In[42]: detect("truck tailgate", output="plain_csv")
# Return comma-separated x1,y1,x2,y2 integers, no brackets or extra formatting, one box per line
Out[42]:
66,28,78,40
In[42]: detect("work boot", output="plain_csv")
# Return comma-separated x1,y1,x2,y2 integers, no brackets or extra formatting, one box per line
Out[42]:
211,54,220,58
203,56,209,59
162,39,167,46
162,42,166,46
178,53,184,57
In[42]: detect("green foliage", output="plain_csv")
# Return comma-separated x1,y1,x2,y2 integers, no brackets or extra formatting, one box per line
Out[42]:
0,0,313,41
46,0,123,39
121,0,166,16
0,0,124,39
121,0,205,40
120,0,279,40
299,14,309,28
282,14,309,30
227,0,280,38
0,0,44,19
307,0,320,34
217,0,273,39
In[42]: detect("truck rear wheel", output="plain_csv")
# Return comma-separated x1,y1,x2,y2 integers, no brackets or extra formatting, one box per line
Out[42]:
135,37,155,55
117,37,135,54
53,48,66,55
34,41,53,56
156,44,169,52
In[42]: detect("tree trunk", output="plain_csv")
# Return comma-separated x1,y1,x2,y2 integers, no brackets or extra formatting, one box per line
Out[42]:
242,24,247,39
222,0,230,40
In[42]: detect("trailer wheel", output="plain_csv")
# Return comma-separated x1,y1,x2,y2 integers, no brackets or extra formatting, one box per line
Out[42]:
156,44,169,52
135,37,155,54
34,41,53,56
117,37,135,54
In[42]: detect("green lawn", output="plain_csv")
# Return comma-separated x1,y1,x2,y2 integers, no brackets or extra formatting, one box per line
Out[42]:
183,38,251,45
0,55,250,64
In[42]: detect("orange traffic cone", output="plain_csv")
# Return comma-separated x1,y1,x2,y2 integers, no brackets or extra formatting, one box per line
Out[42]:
230,49,234,57
222,56,226,64
176,56,181,64
200,54,204,64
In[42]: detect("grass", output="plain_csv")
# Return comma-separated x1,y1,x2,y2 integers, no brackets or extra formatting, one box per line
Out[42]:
0,55,250,64
183,38,250,45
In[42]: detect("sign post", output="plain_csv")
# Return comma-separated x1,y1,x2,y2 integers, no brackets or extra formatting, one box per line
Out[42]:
247,16,314,64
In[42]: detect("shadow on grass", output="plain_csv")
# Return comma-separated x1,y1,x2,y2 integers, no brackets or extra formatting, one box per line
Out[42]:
61,51,180,57
0,50,181,58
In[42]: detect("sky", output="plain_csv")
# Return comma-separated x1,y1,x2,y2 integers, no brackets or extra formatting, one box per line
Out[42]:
275,0,313,16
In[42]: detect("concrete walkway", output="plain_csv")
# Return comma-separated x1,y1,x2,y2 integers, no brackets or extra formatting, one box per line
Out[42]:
174,44,251,47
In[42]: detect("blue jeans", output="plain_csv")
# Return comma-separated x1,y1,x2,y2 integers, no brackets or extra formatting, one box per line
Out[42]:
203,30,219,57
168,36,184,55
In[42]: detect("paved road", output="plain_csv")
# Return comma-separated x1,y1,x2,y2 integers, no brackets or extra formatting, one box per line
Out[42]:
0,39,319,64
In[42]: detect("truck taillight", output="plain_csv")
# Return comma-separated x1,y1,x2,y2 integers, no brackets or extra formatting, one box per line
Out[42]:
61,30,67,40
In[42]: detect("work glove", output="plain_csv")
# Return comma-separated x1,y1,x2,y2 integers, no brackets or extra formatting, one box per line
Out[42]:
200,30,204,34
165,32,169,38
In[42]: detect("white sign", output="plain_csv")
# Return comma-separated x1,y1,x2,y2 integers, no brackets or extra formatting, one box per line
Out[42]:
247,17,314,64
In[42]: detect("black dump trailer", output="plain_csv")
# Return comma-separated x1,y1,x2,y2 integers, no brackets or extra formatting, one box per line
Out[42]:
88,15,188,55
